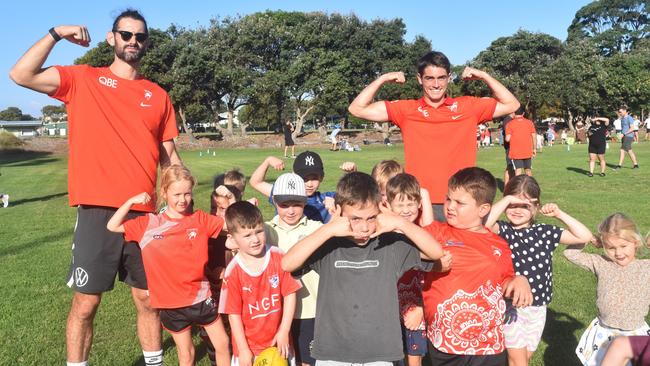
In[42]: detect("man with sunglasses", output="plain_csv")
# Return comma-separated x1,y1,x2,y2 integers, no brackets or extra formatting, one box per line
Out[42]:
10,9,179,366
348,51,519,223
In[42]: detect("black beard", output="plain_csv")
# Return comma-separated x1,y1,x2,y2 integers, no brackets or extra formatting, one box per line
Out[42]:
115,45,146,63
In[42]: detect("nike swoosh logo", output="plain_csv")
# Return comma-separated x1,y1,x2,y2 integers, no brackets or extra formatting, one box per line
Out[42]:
451,115,463,120
140,102,152,107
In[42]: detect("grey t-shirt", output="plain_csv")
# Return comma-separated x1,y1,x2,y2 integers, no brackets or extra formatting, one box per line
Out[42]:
304,232,432,363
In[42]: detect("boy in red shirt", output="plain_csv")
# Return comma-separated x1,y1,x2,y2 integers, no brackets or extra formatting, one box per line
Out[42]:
422,167,532,366
219,201,302,366
505,107,537,176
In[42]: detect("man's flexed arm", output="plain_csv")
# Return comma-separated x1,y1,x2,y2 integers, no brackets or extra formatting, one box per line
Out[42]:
348,72,405,122
9,25,91,94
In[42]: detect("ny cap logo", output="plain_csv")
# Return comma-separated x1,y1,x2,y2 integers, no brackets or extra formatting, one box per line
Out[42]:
305,156,314,166
287,179,296,190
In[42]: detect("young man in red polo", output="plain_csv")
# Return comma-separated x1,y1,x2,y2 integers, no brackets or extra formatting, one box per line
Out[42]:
10,9,180,366
348,51,519,221
505,106,537,176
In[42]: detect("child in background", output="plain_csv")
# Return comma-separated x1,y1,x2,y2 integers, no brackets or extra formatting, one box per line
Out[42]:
371,159,404,202
601,335,650,366
385,173,436,366
282,172,443,364
250,151,356,223
564,213,650,366
264,173,322,366
219,201,301,366
421,167,532,365
484,175,592,366
106,165,230,366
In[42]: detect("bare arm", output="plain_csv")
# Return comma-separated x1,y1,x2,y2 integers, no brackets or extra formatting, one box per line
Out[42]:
249,156,285,198
505,133,512,142
273,292,296,358
531,133,537,156
372,211,443,260
348,72,405,122
485,195,527,234
106,192,151,233
461,67,520,118
539,204,593,245
281,206,354,272
228,314,254,366
592,117,610,126
159,140,182,168
418,188,434,227
9,25,91,94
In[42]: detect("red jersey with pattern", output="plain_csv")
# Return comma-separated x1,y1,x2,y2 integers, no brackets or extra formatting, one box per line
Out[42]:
385,97,497,204
123,210,224,308
505,116,536,159
218,246,301,357
398,269,425,330
422,222,515,355
50,65,178,212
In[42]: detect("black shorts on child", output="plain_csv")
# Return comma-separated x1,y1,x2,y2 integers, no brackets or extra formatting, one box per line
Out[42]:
160,298,219,333
402,325,427,356
428,342,506,366
291,318,316,365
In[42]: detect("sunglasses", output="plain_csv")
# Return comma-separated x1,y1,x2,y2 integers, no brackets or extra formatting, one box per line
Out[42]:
113,30,148,43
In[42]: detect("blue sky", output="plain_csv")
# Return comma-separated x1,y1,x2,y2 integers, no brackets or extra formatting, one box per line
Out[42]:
2,0,591,117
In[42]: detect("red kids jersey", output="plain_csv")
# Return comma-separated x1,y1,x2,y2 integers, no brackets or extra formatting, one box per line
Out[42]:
505,116,536,159
219,246,301,357
385,96,496,204
123,210,224,308
50,65,178,212
422,222,515,355
398,269,425,330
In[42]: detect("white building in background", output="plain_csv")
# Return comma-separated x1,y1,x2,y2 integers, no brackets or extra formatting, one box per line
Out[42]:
0,120,42,137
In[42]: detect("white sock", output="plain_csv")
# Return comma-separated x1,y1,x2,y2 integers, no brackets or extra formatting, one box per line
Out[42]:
67,362,88,366
143,350,163,366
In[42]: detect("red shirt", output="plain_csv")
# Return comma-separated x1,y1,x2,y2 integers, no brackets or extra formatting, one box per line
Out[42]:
505,116,536,159
398,270,425,330
219,246,302,357
123,210,224,308
422,222,515,355
385,97,497,203
51,65,178,212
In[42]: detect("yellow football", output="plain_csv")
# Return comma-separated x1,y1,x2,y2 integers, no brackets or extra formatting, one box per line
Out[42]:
254,347,288,366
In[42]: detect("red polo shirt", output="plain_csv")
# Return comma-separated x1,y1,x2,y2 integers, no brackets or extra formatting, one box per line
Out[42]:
505,116,536,159
385,96,497,204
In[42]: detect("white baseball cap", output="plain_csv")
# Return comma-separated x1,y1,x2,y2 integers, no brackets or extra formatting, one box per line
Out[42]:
272,173,307,204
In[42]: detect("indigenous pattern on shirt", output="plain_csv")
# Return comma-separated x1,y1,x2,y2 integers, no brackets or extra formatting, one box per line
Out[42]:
218,246,301,357
422,222,515,355
498,222,562,306
123,210,224,308
398,269,425,330
51,65,178,211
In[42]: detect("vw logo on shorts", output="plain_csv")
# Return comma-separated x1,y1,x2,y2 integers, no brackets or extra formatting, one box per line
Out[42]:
75,267,89,287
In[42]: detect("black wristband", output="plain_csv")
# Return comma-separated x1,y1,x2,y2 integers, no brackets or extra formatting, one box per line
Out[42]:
49,27,62,42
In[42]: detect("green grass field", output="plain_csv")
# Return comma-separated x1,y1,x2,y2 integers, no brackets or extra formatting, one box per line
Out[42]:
0,141,648,365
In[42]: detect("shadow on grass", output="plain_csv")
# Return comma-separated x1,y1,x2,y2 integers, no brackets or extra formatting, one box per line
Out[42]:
9,192,68,207
0,229,72,258
566,167,591,176
542,308,583,365
0,150,54,165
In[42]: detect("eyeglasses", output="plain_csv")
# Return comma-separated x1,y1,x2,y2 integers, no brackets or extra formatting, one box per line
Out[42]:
113,30,148,43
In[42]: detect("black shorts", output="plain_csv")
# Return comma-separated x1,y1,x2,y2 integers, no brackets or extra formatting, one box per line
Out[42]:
588,142,606,155
160,298,220,333
511,158,532,170
66,205,147,293
291,318,315,365
622,135,634,151
428,343,507,366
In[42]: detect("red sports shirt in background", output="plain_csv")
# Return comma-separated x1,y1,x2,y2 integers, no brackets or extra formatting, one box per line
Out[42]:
385,96,496,204
51,65,178,212
506,116,536,159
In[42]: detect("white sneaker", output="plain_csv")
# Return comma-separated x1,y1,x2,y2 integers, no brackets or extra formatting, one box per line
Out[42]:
2,194,8,208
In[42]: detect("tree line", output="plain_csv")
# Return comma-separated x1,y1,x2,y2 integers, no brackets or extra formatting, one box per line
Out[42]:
10,1,649,136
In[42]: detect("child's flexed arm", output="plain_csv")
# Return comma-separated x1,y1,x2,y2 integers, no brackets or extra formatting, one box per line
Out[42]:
485,195,536,234
250,156,285,198
540,203,593,244
372,208,444,260
106,192,151,233
282,205,355,272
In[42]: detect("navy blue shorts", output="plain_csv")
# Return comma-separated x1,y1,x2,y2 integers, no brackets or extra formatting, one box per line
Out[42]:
403,326,428,356
291,318,315,365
